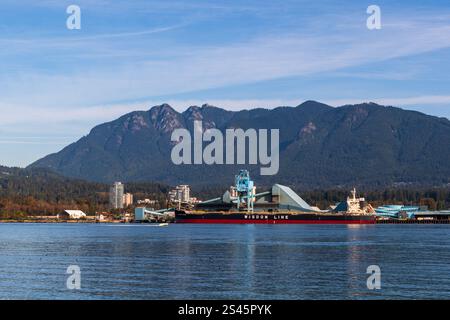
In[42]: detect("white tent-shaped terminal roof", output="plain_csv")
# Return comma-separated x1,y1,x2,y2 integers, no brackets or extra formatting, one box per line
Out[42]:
60,210,87,219
272,184,326,213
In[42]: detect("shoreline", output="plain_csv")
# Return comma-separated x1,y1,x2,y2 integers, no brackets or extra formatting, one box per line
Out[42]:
0,219,125,224
1,219,450,224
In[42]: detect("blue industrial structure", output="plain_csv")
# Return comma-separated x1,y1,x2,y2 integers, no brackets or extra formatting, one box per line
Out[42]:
234,170,255,212
134,207,171,222
375,205,420,219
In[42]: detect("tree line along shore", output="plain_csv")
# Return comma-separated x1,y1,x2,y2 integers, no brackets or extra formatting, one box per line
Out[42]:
1,185,449,220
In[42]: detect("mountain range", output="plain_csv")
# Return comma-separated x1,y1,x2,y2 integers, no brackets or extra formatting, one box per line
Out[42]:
29,101,450,189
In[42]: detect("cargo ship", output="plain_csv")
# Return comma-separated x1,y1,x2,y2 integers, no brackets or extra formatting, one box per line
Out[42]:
174,170,376,224
175,211,376,224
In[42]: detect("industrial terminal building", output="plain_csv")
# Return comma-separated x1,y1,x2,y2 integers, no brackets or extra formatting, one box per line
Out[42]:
195,183,327,213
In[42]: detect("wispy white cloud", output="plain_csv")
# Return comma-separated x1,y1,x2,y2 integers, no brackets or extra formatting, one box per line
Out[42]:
0,99,299,129
2,16,450,108
2,95,449,130
326,95,450,107
0,140,68,145
0,24,184,45
0,102,144,126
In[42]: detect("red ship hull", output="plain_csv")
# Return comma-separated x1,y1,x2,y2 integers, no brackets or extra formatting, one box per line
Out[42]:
176,219,375,224
175,211,376,225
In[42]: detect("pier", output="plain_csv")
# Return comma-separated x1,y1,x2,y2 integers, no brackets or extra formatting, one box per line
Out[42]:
376,219,450,224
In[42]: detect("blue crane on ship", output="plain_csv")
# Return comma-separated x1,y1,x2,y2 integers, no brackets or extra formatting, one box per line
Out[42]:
234,169,255,212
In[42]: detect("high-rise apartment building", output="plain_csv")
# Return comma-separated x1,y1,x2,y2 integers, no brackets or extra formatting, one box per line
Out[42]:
169,185,191,203
123,193,134,207
110,182,125,209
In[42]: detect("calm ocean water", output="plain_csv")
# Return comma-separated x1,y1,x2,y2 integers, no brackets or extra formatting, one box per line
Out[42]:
0,223,449,300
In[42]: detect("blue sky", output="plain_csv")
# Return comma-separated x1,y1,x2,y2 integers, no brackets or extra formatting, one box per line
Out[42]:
1,0,450,167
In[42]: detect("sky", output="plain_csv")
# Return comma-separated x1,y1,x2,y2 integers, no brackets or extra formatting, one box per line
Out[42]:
1,0,450,167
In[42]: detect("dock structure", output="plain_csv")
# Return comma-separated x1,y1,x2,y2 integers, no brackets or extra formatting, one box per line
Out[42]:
376,210,450,223
134,207,174,222
376,218,450,224
374,205,450,223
